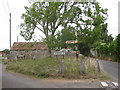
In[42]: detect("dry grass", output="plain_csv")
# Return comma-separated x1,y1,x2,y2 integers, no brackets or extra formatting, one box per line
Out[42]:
6,56,111,80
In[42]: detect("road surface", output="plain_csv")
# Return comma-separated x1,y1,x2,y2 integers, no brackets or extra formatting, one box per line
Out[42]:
99,60,118,82
2,70,103,88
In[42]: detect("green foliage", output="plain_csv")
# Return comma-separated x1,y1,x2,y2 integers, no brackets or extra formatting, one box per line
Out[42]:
78,43,90,56
21,43,26,47
57,26,76,48
45,35,59,49
5,49,10,54
116,34,120,61
20,1,118,62
74,2,110,56
20,2,85,52
20,2,106,46
30,43,34,47
24,49,30,52
20,2,80,40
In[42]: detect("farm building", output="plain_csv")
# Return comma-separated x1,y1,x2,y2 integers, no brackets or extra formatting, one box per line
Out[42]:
9,42,49,60
0,49,9,57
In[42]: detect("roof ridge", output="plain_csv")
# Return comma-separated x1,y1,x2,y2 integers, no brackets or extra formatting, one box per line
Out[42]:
10,42,48,51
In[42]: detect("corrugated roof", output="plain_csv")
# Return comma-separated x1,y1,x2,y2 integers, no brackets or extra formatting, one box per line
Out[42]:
10,42,48,51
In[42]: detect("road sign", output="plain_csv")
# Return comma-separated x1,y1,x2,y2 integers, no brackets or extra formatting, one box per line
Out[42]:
90,49,98,56
54,51,65,56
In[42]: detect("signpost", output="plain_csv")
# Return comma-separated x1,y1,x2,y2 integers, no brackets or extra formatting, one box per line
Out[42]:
54,51,65,56
90,49,98,57
54,51,65,77
80,59,85,75
54,51,65,59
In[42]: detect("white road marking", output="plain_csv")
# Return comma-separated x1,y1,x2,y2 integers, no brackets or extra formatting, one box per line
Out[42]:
101,82,109,87
106,81,113,87
112,82,118,87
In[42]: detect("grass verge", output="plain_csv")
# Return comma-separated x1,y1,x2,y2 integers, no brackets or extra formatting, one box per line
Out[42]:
6,56,111,80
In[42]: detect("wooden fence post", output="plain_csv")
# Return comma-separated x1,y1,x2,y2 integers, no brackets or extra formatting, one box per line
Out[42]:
96,59,100,73
80,59,85,75
60,59,64,77
88,58,91,72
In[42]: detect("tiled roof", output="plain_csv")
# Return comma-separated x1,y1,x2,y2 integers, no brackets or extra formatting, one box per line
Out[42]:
10,42,48,51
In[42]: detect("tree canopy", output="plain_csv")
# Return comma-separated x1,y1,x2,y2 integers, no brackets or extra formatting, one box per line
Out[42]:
20,2,107,45
20,1,115,58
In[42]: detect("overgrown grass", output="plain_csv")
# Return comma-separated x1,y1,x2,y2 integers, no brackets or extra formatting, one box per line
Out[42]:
7,57,59,78
2,59,9,64
6,56,111,80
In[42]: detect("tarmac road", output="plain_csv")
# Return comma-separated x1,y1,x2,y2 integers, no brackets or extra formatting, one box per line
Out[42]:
2,69,102,88
99,59,118,82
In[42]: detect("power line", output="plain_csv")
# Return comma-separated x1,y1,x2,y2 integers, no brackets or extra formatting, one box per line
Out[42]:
6,0,12,49
6,0,10,13
1,0,9,18
1,0,12,49
6,0,11,49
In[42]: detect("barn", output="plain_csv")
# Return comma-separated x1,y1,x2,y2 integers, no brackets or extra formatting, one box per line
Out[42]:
9,42,49,60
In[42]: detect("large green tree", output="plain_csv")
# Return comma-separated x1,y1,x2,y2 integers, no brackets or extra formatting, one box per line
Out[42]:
75,2,109,56
20,2,82,55
20,1,108,56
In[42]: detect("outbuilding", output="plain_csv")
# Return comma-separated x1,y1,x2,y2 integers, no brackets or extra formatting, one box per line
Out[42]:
9,42,49,60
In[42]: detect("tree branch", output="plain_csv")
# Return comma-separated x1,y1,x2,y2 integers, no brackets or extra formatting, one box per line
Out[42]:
55,22,61,30
33,23,44,33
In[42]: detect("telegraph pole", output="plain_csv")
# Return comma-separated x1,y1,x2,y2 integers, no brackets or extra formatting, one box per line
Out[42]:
17,36,19,42
9,13,11,49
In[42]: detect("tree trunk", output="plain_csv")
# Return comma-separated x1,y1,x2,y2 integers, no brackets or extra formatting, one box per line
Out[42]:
48,48,52,57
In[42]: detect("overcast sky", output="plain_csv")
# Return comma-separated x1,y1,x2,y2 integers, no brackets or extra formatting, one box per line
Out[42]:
0,0,119,50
